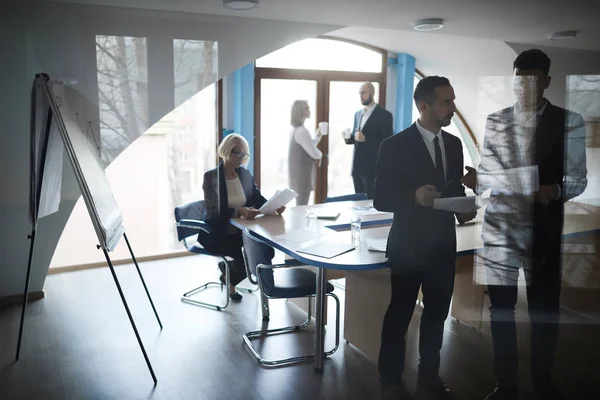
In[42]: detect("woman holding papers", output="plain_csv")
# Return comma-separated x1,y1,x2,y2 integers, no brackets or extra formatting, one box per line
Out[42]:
201,133,285,301
288,100,324,206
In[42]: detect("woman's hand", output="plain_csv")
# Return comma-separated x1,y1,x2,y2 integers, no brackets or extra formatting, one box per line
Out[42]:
275,206,286,215
238,207,259,220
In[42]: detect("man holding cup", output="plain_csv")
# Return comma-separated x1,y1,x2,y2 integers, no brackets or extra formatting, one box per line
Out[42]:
344,82,393,199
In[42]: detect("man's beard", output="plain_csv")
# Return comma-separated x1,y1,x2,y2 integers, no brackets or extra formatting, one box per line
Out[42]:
438,114,453,127
361,95,372,106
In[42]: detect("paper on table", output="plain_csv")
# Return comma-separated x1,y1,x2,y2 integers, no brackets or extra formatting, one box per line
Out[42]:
366,238,387,252
433,196,479,213
274,229,323,243
259,188,298,215
297,241,355,259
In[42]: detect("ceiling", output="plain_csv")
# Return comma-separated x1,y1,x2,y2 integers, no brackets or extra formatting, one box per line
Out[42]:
48,0,600,51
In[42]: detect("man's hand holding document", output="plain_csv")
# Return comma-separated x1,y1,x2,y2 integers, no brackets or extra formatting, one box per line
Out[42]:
258,188,298,215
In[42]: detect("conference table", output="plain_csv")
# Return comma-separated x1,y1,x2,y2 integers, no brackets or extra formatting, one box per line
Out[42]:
230,199,600,371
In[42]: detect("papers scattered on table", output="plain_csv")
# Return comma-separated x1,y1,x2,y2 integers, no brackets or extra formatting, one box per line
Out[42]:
274,229,323,243
366,238,387,252
259,188,297,215
297,241,355,259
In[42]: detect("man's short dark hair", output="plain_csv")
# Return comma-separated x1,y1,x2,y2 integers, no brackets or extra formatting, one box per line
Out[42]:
413,76,451,106
513,49,551,76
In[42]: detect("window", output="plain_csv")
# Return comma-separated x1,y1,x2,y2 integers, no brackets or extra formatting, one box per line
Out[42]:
256,38,383,73
95,35,149,165
50,37,219,269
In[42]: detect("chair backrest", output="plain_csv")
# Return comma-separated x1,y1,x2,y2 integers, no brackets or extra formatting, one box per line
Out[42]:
174,200,206,242
241,228,275,288
325,193,368,203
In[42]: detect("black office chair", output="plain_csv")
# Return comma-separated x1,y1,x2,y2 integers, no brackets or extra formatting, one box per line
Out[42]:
174,200,232,311
325,193,368,203
241,228,340,367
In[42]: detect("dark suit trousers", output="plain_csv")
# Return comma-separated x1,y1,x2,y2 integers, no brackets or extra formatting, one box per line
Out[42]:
352,174,375,199
378,261,456,381
212,232,248,287
487,256,561,385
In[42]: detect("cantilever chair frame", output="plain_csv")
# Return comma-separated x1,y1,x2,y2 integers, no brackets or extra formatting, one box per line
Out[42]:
175,219,232,311
241,249,341,368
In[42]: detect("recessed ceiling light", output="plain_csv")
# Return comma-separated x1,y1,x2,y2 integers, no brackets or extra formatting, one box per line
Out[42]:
223,0,259,10
549,30,579,41
414,18,444,32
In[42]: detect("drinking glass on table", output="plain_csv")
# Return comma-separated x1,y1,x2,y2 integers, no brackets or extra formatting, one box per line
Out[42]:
350,213,361,247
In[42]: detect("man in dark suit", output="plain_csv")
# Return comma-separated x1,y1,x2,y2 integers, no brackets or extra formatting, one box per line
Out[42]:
345,82,393,199
375,76,476,399
461,49,588,400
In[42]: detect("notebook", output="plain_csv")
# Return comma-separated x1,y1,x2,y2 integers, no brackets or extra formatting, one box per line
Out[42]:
315,210,341,220
296,241,355,259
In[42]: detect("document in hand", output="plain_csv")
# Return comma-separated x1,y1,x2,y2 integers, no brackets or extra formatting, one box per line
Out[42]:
259,188,298,215
433,196,481,213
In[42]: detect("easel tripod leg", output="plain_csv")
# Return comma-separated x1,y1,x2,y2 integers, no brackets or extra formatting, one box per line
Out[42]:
101,246,157,384
15,229,36,361
123,233,162,329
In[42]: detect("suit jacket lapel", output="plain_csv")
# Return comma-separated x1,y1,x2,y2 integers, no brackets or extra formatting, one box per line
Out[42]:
361,105,378,133
218,163,228,212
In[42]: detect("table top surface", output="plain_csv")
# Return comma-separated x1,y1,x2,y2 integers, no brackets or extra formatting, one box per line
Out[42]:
229,200,600,270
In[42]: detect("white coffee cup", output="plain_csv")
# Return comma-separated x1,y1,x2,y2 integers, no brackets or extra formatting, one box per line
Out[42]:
343,128,352,139
318,121,329,136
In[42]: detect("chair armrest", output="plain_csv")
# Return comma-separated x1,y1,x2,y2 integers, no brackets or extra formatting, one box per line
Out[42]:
176,219,213,235
283,258,305,267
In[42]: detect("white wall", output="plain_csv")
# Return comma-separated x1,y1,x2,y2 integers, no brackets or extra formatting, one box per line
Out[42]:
0,0,339,297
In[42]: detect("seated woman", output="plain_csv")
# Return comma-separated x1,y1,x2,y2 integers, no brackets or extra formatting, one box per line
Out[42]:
201,133,285,301
288,100,323,206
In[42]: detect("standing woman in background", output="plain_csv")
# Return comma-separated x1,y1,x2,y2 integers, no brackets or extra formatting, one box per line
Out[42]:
288,100,323,206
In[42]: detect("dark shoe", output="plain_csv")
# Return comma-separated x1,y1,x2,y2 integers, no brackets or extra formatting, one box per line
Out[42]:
229,291,243,302
485,383,518,400
416,374,453,399
218,274,242,301
380,378,413,399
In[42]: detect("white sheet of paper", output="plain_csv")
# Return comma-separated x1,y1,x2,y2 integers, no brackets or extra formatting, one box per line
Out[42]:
259,188,298,215
366,238,387,252
487,165,539,196
274,229,323,243
297,241,355,259
433,196,478,213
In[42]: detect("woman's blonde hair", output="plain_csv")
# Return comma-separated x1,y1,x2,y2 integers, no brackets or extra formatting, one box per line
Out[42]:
218,133,250,163
290,100,308,127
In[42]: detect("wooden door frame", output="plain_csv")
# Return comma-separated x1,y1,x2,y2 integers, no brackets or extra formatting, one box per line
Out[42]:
254,39,387,202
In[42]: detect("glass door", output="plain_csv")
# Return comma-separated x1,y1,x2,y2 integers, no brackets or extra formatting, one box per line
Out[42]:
326,81,379,198
258,78,319,204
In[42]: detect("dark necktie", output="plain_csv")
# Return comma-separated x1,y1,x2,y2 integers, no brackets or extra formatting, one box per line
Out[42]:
434,136,445,191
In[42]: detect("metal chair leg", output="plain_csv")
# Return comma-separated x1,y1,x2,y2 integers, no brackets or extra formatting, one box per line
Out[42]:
260,293,270,321
181,257,230,311
242,292,341,368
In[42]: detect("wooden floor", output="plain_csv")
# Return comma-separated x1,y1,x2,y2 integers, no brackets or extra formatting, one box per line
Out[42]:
1,255,599,400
